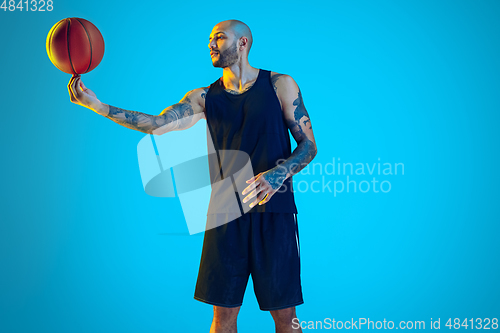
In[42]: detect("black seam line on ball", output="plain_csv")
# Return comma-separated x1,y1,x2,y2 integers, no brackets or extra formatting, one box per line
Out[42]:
75,18,92,73
67,18,76,74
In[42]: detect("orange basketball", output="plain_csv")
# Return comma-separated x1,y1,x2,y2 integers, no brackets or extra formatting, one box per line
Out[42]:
46,17,105,74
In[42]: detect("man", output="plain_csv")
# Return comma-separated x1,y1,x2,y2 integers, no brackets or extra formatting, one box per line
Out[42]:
69,19,317,333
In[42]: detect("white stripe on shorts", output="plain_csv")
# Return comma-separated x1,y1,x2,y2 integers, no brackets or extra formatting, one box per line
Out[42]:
294,214,300,258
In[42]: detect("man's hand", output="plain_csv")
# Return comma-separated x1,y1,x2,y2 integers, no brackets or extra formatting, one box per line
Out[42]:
241,167,287,208
68,75,103,112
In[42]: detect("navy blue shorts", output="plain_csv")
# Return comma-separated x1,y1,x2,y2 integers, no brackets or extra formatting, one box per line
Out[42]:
194,212,303,311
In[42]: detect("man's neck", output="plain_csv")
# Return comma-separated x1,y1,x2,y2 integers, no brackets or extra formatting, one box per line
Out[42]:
221,64,259,91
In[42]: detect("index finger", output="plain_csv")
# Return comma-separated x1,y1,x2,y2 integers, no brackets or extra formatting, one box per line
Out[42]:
68,76,77,99
67,75,76,89
70,76,81,98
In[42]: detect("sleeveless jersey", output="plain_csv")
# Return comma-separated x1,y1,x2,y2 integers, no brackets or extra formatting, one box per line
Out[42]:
204,68,298,214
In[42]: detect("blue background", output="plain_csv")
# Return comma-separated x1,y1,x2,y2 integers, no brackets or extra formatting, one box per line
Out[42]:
1,0,499,331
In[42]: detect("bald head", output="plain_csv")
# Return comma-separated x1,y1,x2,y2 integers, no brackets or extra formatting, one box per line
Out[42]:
214,20,253,54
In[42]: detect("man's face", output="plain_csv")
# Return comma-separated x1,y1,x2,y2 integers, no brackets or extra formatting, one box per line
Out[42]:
208,28,239,68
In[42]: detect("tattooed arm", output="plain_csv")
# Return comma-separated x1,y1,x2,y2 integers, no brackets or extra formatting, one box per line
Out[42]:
68,75,208,135
275,74,317,176
242,73,317,208
100,87,208,135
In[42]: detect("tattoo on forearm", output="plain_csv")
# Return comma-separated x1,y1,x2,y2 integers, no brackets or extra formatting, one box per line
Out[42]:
105,106,159,134
286,139,316,174
273,139,316,183
105,100,195,134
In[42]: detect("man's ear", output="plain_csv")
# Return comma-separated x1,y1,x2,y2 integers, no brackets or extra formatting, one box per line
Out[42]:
239,37,247,49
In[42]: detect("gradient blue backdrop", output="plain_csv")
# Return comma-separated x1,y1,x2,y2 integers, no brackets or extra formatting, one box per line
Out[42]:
1,0,499,332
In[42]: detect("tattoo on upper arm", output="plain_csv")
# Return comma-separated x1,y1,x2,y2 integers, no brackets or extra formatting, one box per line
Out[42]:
157,102,195,132
160,102,194,119
294,91,310,125
273,87,317,178
286,89,312,142
271,73,284,93
201,88,209,100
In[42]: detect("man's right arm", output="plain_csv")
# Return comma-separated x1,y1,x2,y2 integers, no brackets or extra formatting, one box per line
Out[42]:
95,87,208,135
69,75,208,135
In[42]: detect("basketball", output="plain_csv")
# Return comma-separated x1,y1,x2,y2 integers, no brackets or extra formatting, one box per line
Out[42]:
46,17,105,74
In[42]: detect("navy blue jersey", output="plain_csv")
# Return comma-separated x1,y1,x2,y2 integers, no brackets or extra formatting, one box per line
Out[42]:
204,68,298,214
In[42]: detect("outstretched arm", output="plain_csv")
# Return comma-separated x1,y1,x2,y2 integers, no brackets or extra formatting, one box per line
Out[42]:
242,74,317,208
68,75,208,135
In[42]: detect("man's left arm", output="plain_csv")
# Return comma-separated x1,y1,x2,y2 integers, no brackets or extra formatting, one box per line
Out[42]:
242,74,318,208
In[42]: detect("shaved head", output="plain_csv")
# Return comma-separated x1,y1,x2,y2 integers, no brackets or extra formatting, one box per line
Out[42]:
214,19,253,54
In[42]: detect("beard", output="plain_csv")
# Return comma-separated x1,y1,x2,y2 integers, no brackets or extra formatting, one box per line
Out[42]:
212,41,238,68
